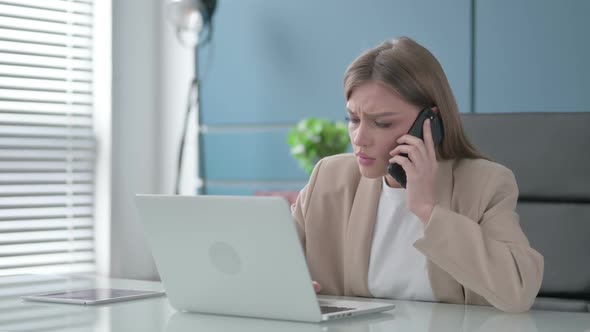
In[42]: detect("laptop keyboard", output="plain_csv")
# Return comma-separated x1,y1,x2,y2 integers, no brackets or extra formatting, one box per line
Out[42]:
320,305,355,314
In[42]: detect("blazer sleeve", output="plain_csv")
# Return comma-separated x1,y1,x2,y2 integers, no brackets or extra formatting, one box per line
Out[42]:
414,166,544,313
291,159,324,251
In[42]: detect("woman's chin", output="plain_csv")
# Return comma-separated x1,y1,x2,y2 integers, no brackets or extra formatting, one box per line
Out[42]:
357,164,386,179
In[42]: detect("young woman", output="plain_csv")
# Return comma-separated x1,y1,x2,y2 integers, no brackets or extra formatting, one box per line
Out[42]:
292,37,543,313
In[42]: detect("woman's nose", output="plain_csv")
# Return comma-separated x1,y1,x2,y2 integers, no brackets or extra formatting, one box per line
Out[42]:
352,123,370,147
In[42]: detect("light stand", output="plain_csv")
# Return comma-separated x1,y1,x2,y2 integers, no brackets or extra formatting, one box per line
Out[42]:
165,0,216,195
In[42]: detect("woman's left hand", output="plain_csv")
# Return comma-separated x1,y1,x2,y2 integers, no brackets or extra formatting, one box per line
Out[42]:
389,119,438,225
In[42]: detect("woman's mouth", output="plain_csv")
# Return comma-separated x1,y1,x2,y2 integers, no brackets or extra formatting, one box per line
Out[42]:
356,153,376,166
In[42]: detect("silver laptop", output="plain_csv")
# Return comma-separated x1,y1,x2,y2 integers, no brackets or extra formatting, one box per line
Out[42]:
135,194,395,322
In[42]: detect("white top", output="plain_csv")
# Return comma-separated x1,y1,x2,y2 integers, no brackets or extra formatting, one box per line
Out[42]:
367,177,436,302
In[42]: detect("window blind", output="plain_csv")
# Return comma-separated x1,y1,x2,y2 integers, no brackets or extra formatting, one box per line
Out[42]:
0,0,96,276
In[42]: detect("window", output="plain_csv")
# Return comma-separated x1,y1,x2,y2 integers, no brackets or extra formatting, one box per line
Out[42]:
0,0,98,275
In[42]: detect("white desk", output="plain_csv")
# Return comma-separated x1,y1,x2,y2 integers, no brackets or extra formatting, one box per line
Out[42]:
1,274,588,332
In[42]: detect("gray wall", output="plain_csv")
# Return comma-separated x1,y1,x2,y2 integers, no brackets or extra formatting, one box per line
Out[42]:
111,0,160,280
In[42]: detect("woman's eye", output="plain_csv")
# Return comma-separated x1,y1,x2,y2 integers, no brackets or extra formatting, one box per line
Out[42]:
345,116,360,124
374,121,392,128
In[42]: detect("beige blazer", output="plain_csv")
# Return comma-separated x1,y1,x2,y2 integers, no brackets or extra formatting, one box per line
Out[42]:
291,153,544,313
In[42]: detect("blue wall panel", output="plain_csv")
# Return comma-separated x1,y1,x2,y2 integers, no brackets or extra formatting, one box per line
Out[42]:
196,0,590,196
202,129,310,181
198,0,473,126
475,0,590,113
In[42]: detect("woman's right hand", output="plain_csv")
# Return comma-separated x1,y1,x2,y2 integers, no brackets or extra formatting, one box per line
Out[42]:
312,281,322,293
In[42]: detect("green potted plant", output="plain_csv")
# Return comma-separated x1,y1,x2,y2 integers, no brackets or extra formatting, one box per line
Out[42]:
287,117,350,175
257,118,349,204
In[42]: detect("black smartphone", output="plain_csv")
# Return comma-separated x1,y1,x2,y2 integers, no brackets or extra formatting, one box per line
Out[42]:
387,108,444,188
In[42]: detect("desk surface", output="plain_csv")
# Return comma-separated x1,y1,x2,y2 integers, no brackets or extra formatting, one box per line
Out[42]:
0,274,588,332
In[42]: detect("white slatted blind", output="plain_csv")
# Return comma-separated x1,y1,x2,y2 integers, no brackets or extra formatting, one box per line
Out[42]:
0,0,96,276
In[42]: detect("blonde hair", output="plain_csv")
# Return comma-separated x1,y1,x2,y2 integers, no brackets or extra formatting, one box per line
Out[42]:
344,37,485,160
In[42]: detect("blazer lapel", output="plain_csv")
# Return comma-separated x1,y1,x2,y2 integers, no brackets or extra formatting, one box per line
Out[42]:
343,175,381,297
425,159,466,304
